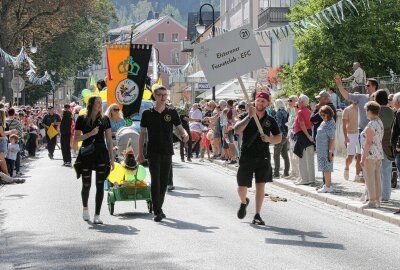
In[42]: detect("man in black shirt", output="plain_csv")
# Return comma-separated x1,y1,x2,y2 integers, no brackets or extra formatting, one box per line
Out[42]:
138,85,189,222
60,104,73,166
234,92,282,225
42,106,61,159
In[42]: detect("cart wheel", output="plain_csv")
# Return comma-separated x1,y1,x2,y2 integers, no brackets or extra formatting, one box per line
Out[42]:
108,193,115,215
147,200,153,213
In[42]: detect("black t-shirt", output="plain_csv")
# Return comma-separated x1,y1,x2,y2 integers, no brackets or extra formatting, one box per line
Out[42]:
60,110,73,135
239,112,280,158
75,115,111,147
43,113,61,129
141,106,181,157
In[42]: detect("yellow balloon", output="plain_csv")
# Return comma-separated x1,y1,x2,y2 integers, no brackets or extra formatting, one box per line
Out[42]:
84,94,92,104
143,89,152,100
108,163,126,185
78,108,87,116
99,90,107,101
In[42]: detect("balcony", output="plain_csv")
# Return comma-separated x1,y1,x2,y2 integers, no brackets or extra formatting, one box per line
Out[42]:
258,7,291,28
181,40,194,52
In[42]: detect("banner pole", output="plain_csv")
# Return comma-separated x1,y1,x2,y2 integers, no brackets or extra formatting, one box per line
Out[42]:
237,76,264,135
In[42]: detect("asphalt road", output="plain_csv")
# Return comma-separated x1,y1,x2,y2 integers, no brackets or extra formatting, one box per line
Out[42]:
1,149,400,270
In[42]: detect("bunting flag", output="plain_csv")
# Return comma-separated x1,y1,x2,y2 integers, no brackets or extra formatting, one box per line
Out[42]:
0,47,53,85
254,0,378,43
106,43,152,118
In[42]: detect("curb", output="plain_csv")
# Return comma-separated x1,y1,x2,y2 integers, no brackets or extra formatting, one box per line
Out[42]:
210,159,400,226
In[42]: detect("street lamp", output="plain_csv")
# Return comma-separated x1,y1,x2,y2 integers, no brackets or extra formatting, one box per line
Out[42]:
30,33,37,54
196,3,216,100
50,70,56,107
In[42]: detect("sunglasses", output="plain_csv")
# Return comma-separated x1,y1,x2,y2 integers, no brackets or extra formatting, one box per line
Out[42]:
113,108,120,111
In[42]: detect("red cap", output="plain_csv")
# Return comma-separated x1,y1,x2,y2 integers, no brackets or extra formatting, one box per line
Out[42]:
255,92,270,101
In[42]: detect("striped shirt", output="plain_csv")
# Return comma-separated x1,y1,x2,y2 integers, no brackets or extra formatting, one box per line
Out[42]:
6,117,24,138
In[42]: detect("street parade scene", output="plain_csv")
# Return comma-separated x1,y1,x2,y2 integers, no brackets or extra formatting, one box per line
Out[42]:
1,0,400,269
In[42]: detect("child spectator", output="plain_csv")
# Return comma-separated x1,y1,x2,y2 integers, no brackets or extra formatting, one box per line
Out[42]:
6,134,20,177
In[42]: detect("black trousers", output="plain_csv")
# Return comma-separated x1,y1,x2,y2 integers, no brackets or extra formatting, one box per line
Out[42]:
46,134,57,156
15,151,20,173
148,154,172,214
180,130,192,160
6,159,15,177
61,133,71,163
27,133,37,157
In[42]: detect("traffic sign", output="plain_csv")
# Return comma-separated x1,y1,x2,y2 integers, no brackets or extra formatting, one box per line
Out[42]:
11,77,25,92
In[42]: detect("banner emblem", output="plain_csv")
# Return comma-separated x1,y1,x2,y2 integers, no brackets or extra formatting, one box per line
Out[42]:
116,78,139,105
164,114,171,122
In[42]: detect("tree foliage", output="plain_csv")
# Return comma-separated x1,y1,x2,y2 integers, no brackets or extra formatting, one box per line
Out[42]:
160,4,183,24
0,0,116,104
282,0,400,97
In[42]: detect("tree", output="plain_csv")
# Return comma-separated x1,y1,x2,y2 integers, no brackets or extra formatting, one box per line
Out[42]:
160,4,184,25
281,0,400,97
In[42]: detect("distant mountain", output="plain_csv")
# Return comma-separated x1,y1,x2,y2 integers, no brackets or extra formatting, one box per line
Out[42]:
111,0,220,27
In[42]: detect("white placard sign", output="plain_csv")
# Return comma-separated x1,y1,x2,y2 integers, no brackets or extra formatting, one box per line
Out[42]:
194,25,266,87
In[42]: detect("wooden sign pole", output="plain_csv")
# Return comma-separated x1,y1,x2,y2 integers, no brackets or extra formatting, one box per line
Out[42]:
237,76,264,135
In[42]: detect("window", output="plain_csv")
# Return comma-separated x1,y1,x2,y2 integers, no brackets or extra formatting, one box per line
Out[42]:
158,33,165,42
172,33,179,42
171,50,179,65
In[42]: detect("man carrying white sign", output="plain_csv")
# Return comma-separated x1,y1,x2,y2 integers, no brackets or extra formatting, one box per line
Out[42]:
195,25,282,225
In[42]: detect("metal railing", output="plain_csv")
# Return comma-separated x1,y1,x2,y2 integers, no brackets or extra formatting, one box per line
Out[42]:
343,75,400,94
258,7,291,27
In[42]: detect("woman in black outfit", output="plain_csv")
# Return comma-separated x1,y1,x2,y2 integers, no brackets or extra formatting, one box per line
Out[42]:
74,96,114,224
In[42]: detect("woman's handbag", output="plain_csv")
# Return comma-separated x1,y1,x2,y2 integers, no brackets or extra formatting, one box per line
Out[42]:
80,138,96,156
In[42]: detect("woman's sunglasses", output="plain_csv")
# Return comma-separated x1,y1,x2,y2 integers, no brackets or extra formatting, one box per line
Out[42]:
113,108,120,112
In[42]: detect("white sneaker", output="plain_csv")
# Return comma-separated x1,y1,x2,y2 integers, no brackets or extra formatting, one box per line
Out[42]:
82,208,90,221
93,215,103,224
354,175,361,182
317,185,333,193
199,158,204,162
344,170,349,180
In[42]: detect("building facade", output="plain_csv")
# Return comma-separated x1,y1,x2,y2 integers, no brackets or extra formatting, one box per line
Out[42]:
88,15,188,89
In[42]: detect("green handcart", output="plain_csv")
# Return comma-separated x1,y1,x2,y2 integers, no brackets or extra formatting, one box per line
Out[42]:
107,180,152,215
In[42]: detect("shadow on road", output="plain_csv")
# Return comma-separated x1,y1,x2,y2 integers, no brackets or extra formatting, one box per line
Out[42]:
249,224,345,250
264,238,345,250
0,230,185,269
161,218,219,233
88,223,140,235
168,191,224,200
116,212,153,220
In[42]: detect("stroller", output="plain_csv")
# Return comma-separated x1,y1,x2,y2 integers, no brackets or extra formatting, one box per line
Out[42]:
115,126,140,162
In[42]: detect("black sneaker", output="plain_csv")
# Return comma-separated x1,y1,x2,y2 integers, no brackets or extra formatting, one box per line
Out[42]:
237,198,250,219
181,158,185,162
153,213,163,222
252,214,265,225
48,153,54,159
167,185,175,191
160,210,166,218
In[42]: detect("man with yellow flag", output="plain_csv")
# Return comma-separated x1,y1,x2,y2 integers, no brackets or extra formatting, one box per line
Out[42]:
42,106,61,160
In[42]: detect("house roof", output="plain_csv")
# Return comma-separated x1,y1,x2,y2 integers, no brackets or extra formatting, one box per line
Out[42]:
108,15,186,43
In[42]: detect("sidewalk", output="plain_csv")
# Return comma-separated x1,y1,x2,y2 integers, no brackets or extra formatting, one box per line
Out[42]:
210,151,400,226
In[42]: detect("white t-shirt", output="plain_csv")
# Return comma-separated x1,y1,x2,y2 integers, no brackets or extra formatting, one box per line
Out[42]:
189,109,203,133
352,67,366,88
